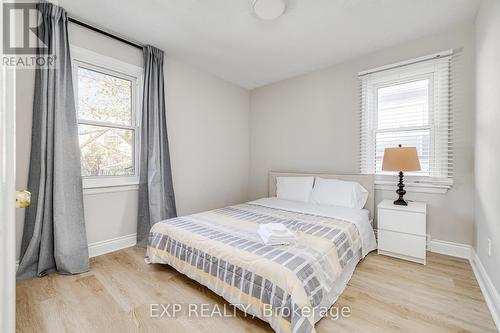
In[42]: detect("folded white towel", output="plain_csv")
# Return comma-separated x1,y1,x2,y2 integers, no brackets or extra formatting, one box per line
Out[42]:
258,228,296,241
258,223,297,246
258,229,295,246
258,228,287,238
260,223,289,233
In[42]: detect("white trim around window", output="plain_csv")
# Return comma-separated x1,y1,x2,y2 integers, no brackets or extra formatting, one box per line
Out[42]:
359,50,454,193
374,180,450,194
71,45,143,189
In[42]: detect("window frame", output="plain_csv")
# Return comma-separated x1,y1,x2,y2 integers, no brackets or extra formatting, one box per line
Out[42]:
372,73,435,177
71,45,143,189
359,53,452,192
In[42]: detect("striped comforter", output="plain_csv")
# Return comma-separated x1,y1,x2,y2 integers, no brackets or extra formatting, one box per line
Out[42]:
147,201,363,333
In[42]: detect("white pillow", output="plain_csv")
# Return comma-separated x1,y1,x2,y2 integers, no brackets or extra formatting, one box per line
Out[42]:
276,177,314,203
310,177,368,209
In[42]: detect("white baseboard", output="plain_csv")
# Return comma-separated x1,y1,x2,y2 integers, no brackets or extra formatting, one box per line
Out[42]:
15,233,137,269
470,250,500,331
428,239,472,259
88,233,137,258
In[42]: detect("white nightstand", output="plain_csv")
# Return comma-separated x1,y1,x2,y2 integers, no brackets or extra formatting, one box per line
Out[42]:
377,199,427,265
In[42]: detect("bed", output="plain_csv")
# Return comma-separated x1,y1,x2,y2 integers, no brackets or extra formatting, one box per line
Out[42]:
147,172,377,333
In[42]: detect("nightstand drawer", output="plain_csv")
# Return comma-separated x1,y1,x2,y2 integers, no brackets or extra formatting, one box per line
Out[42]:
378,209,425,236
378,229,426,261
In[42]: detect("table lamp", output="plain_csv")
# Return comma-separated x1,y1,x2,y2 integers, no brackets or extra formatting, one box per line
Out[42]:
382,145,421,206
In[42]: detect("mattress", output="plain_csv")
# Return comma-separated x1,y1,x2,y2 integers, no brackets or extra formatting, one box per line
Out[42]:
147,197,377,333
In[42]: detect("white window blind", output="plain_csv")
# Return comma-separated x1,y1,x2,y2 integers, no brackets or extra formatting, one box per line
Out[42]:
359,51,454,188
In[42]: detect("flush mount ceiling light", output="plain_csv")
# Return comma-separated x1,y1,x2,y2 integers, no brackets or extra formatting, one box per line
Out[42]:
252,0,287,20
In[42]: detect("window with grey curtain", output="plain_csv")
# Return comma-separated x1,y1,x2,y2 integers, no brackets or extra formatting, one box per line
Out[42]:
137,46,177,247
17,2,89,280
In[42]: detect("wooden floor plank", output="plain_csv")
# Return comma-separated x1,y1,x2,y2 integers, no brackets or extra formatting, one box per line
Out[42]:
16,249,498,333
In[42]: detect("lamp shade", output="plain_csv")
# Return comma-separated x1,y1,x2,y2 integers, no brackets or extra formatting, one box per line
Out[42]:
382,146,421,172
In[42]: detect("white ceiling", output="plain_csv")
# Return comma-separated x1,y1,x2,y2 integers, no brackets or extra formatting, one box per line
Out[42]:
59,0,480,89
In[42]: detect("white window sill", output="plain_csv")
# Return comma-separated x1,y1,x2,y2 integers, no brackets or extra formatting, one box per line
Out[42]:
375,180,451,194
82,177,140,195
83,184,139,195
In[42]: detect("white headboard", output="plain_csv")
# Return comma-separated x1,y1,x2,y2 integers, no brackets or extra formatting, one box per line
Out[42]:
268,171,375,219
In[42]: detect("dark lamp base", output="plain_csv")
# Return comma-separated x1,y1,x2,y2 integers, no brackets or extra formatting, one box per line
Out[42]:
393,171,408,206
393,198,408,206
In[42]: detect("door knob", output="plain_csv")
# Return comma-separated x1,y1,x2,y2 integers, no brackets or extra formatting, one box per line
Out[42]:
16,190,31,208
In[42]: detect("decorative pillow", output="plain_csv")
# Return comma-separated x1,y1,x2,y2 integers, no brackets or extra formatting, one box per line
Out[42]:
310,177,368,209
276,177,314,203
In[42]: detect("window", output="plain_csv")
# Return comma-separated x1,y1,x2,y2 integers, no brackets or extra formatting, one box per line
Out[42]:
359,51,453,189
71,46,143,188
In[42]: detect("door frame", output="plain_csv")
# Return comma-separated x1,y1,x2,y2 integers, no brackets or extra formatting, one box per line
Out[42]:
0,0,17,331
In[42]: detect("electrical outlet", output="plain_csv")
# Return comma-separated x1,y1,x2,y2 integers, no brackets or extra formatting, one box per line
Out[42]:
488,239,492,257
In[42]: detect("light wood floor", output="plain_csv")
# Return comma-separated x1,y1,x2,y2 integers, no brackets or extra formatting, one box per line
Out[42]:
16,248,498,333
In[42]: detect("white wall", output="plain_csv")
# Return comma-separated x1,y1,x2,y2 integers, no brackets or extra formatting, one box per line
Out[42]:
15,23,250,259
165,59,250,215
249,24,475,246
475,0,500,294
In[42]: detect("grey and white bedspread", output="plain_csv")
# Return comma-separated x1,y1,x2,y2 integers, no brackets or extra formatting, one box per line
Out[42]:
147,198,376,333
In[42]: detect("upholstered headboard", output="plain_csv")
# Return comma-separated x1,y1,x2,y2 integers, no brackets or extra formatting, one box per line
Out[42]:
268,171,375,219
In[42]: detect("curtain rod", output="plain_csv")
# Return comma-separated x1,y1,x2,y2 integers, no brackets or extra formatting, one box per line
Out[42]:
68,17,143,50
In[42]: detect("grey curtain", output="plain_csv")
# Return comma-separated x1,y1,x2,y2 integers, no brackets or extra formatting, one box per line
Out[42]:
17,2,89,280
137,46,177,247
137,46,177,246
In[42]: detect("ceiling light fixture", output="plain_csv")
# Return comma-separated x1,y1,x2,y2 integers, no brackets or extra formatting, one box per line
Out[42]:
252,0,287,20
